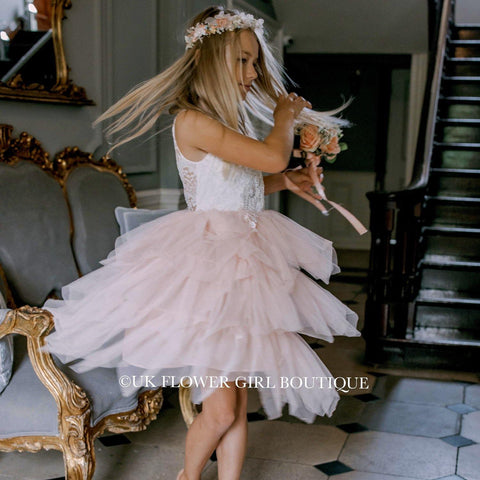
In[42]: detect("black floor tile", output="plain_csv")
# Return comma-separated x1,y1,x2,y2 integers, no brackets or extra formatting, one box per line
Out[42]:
366,371,388,377
247,411,267,422
314,460,354,475
434,475,468,479
441,434,476,448
160,398,176,409
447,403,477,414
353,393,380,402
336,422,369,433
98,434,132,447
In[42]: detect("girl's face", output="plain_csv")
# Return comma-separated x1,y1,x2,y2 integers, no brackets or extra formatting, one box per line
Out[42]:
236,30,259,100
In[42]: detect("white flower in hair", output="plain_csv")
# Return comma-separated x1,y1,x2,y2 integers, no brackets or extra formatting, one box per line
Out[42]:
185,11,265,50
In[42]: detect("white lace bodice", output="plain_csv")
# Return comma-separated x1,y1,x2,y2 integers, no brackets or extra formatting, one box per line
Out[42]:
173,115,265,228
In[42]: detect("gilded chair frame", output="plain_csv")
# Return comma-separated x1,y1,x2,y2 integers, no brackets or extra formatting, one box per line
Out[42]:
0,125,162,479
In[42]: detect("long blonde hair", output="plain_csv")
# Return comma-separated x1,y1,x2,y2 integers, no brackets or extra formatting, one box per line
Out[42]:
94,5,349,155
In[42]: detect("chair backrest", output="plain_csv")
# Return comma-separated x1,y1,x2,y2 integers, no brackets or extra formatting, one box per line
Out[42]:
0,125,136,307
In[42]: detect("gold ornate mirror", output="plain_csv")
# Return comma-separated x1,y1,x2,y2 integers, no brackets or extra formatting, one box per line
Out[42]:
0,0,93,105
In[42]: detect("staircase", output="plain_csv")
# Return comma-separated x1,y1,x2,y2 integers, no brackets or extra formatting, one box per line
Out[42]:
364,0,480,371
417,24,480,348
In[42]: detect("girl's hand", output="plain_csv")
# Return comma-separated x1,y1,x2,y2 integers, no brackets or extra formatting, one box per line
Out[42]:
283,163,324,193
274,92,312,120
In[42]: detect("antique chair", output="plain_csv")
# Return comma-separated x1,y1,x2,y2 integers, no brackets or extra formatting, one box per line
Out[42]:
0,124,164,480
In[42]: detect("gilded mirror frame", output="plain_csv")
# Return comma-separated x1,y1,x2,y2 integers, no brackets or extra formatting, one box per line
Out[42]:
0,0,93,105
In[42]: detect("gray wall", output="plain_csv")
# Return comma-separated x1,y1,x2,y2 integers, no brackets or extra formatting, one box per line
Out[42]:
273,0,428,54
0,0,213,192
456,0,480,23
1,0,479,194
0,0,23,28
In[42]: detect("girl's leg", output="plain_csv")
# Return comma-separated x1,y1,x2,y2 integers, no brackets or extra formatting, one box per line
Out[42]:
216,384,249,480
181,382,238,480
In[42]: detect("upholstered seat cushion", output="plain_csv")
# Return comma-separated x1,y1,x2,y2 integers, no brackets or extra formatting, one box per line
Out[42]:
0,333,58,438
0,332,147,438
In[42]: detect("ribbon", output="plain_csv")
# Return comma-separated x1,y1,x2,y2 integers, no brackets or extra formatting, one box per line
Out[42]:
282,149,368,236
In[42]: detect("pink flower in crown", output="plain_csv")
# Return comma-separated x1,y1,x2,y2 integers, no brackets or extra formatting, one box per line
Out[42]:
216,17,230,28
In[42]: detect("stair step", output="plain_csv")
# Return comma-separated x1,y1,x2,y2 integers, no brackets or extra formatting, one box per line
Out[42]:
440,96,480,104
440,125,480,143
416,296,480,331
417,288,480,305
431,167,480,175
449,40,480,47
445,59,480,75
442,77,480,96
422,226,480,258
446,104,480,119
422,255,480,269
429,169,480,197
416,289,480,302
424,196,480,227
447,57,480,63
426,194,480,204
455,25,480,41
443,75,480,82
413,327,480,346
435,141,480,149
420,258,480,293
455,24,480,29
423,225,480,236
436,148,480,169
438,118,480,126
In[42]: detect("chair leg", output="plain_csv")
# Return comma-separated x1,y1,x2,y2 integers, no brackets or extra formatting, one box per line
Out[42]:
63,430,96,480
179,385,200,428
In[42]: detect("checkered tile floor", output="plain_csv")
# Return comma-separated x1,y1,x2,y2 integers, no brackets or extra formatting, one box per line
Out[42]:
1,277,479,479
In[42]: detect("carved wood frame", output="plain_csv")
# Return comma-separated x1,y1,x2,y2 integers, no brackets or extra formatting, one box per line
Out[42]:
0,124,136,207
0,1,93,105
0,307,163,479
0,125,168,478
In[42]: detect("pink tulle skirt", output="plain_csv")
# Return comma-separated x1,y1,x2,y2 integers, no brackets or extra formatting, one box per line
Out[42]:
43,208,361,423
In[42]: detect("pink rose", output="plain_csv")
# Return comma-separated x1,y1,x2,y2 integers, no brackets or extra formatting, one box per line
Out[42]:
299,124,322,153
323,136,341,155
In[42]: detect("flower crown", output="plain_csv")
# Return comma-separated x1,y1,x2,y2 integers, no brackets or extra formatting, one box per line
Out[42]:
185,11,265,50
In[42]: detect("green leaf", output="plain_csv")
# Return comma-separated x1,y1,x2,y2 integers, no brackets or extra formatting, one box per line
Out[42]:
323,154,337,164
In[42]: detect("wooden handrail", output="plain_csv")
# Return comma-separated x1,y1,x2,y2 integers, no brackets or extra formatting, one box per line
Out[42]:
409,0,453,189
368,0,453,199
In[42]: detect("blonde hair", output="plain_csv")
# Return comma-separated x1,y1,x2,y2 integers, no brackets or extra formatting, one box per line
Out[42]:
94,5,349,155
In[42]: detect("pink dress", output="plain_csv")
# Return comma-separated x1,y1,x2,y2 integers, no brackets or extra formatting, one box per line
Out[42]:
43,115,361,424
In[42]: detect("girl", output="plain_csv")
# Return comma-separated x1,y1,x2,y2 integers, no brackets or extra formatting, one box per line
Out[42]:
43,5,361,480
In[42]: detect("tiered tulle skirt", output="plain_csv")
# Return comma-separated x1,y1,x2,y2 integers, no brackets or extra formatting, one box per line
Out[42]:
43,208,361,424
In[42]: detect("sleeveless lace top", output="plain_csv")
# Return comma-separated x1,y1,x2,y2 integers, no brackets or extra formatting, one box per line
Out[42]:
172,115,265,228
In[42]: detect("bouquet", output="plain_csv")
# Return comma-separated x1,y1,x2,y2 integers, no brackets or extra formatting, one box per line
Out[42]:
283,123,367,236
297,123,347,164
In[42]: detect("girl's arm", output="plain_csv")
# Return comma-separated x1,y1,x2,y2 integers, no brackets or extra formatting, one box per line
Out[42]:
263,164,324,196
175,94,311,174
263,173,286,195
